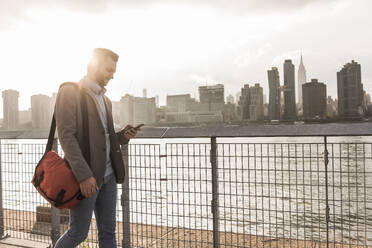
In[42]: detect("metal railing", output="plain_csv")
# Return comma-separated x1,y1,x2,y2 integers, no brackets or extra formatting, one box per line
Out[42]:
0,124,372,247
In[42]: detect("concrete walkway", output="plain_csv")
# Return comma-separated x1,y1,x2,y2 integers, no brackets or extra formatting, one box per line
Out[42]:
0,237,48,248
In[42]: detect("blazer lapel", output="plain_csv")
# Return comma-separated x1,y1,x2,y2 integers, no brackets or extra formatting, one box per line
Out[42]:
78,79,105,132
103,96,115,132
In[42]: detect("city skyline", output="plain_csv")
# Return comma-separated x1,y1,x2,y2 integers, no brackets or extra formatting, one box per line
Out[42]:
0,0,371,118
2,59,371,130
0,54,370,120
1,58,371,121
1,58,371,119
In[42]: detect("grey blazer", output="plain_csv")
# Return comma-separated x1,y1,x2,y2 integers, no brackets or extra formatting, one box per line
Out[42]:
55,80,128,185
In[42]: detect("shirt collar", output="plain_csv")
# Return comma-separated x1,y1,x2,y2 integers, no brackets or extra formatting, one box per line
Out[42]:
84,76,107,96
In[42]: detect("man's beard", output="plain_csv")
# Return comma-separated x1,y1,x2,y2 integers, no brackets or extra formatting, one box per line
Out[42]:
95,72,108,88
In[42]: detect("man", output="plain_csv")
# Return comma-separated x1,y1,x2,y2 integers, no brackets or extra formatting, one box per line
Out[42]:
54,48,137,247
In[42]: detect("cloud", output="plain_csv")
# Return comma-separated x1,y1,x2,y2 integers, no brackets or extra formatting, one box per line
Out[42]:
235,43,273,68
187,74,220,85
0,0,108,30
272,50,303,66
108,0,338,13
0,0,340,30
0,0,30,30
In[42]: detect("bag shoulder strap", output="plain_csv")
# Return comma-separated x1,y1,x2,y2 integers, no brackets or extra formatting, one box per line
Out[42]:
45,82,90,166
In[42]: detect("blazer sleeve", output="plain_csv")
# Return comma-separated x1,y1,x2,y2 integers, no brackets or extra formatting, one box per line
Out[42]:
55,85,94,183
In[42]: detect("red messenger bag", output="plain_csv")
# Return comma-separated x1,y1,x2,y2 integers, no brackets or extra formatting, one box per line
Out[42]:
31,83,90,209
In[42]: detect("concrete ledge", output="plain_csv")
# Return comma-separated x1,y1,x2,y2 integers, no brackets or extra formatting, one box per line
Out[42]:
0,237,48,248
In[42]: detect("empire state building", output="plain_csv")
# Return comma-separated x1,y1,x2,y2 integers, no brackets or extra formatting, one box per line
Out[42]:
298,54,307,109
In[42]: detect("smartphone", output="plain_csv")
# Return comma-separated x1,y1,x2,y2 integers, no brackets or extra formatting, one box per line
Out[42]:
134,124,144,130
123,124,144,133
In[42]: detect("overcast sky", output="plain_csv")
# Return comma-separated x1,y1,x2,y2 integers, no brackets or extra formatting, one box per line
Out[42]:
0,0,371,117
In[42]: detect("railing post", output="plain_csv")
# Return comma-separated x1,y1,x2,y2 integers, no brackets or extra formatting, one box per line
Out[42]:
121,144,131,248
211,137,219,248
324,136,330,248
0,139,4,239
51,138,61,246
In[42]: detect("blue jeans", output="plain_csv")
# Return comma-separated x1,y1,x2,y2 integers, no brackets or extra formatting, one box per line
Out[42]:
55,173,117,248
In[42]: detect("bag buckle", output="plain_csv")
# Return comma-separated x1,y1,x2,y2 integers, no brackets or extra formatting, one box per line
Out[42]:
55,189,66,207
34,171,45,187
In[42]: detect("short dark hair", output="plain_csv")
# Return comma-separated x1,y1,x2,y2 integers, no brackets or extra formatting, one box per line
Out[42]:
92,48,119,63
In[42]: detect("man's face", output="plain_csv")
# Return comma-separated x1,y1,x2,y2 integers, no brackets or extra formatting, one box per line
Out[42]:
95,57,117,88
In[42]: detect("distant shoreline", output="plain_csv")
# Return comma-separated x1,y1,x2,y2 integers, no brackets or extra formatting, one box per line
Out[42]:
1,121,372,139
1,117,371,131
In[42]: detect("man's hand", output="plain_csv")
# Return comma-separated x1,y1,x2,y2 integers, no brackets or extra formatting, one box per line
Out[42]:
80,176,98,198
123,124,140,140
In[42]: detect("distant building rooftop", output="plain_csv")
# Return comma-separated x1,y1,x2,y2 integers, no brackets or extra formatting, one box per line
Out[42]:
198,84,224,90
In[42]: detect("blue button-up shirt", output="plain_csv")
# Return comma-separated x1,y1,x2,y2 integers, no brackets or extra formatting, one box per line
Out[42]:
85,77,114,179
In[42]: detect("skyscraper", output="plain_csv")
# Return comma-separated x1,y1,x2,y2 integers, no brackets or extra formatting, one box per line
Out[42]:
133,97,156,125
238,84,251,120
198,84,224,111
2,90,19,129
31,94,52,129
237,84,263,121
302,79,327,119
120,94,134,125
337,60,364,117
166,94,195,112
199,84,224,103
283,59,297,120
120,94,156,126
267,67,281,120
298,54,307,108
249,84,264,121
143,89,147,98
